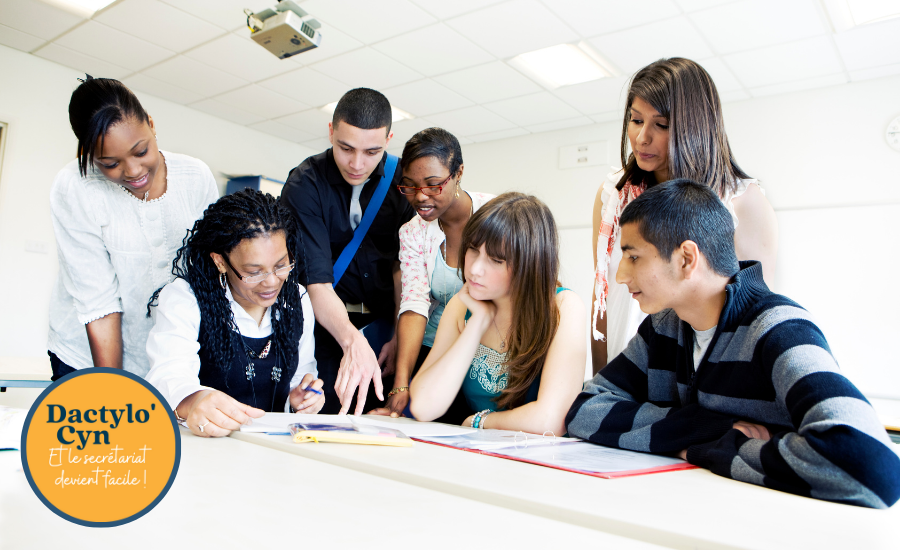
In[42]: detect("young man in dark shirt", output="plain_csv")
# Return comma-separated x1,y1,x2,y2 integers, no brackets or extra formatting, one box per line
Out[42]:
280,88,415,415
566,179,899,508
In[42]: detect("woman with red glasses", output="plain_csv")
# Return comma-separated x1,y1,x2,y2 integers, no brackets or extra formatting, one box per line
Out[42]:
145,189,323,438
369,128,493,420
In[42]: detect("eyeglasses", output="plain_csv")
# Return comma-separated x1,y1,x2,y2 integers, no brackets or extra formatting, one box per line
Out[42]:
396,174,452,196
222,254,294,284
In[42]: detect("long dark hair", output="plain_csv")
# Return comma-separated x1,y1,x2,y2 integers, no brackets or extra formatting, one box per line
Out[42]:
148,189,307,374
68,75,150,177
458,192,560,410
619,58,749,197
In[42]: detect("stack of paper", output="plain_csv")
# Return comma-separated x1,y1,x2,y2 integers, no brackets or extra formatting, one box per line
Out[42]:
239,413,475,438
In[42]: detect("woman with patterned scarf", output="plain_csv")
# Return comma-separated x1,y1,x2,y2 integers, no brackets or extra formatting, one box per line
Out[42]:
591,58,778,371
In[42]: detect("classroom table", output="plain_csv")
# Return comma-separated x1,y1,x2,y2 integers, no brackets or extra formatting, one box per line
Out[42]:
231,415,900,550
0,430,667,550
0,356,52,391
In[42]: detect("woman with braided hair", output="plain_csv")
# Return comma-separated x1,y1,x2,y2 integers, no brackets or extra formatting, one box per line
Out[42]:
145,189,322,438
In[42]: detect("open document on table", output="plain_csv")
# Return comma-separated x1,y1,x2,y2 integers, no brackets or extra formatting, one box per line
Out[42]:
239,413,475,438
417,430,696,479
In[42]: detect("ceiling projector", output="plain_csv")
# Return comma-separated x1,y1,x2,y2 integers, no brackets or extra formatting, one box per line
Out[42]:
246,1,322,59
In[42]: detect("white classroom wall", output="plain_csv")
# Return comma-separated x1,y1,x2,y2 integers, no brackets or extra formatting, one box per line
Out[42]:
2,40,899,399
0,44,315,358
460,74,900,398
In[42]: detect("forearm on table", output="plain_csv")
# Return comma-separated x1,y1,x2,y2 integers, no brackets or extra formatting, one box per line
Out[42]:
85,312,124,369
410,319,487,420
307,283,358,349
480,401,567,436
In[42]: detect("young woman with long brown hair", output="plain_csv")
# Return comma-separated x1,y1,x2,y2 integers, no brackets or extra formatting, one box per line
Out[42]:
591,57,778,370
409,193,586,434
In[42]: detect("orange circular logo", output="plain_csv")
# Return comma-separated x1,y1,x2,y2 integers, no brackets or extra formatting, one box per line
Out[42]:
21,368,180,526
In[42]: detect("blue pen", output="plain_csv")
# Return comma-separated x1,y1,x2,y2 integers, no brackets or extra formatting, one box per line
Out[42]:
302,384,323,395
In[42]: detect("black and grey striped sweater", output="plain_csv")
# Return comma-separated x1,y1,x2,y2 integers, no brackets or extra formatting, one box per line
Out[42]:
566,262,900,508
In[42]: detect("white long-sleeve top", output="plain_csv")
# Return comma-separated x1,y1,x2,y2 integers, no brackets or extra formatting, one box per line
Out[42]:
398,191,495,319
48,152,219,376
145,278,317,412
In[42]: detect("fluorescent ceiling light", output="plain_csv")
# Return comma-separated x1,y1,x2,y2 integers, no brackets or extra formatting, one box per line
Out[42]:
321,102,414,123
39,0,117,18
823,0,900,31
509,44,612,89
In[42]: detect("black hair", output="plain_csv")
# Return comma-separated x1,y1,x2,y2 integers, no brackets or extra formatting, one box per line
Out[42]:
147,189,307,377
619,178,739,277
68,75,151,177
332,88,392,135
399,127,463,176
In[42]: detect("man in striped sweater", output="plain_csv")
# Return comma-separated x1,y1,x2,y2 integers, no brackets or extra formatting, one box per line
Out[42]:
567,179,899,508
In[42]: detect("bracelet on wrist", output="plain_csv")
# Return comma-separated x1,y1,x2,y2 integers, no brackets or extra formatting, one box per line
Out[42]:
388,386,409,398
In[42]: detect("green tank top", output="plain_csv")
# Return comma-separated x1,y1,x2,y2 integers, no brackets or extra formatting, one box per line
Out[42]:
461,287,568,412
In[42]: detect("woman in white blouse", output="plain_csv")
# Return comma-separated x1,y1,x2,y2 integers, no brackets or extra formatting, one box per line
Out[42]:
369,128,493,419
145,189,322,438
48,76,218,380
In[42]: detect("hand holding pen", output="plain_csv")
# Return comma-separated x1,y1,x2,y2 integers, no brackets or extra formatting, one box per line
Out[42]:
289,373,326,414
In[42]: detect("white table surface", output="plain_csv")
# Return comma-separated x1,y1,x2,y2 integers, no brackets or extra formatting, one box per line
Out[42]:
0,430,669,550
0,356,51,381
230,415,899,550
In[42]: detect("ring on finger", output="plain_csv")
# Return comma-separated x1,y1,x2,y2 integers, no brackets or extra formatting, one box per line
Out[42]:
198,420,211,433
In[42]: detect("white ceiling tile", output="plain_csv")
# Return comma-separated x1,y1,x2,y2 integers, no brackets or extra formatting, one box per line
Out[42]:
433,61,542,103
214,84,308,119
833,17,900,71
282,24,363,65
409,0,507,19
0,0,83,40
258,68,352,108
248,120,316,143
591,111,623,123
158,0,272,30
466,127,530,143
457,136,473,145
849,62,900,83
0,23,45,52
298,0,436,43
301,138,334,152
123,73,204,104
526,116,595,134
310,48,423,89
189,98,265,125
373,23,493,77
723,36,843,88
718,89,750,102
95,0,224,52
187,33,298,82
33,43,132,79
382,80,473,116
275,109,333,135
696,57,744,91
674,0,737,12
484,92,582,126
747,73,847,98
53,21,175,72
386,118,438,148
547,0,682,38
143,55,249,97
426,106,517,136
689,0,826,55
552,76,630,115
586,16,714,74
446,0,579,58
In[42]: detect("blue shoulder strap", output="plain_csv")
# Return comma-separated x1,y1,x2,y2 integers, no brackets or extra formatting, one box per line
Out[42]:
332,154,399,287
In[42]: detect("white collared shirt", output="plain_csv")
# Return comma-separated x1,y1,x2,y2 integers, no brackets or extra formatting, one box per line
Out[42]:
145,278,317,411
48,152,220,376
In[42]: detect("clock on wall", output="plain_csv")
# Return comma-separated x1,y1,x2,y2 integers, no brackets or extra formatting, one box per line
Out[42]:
888,115,900,151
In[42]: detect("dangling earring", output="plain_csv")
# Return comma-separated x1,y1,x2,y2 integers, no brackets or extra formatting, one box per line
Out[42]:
455,180,461,199
219,272,227,289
